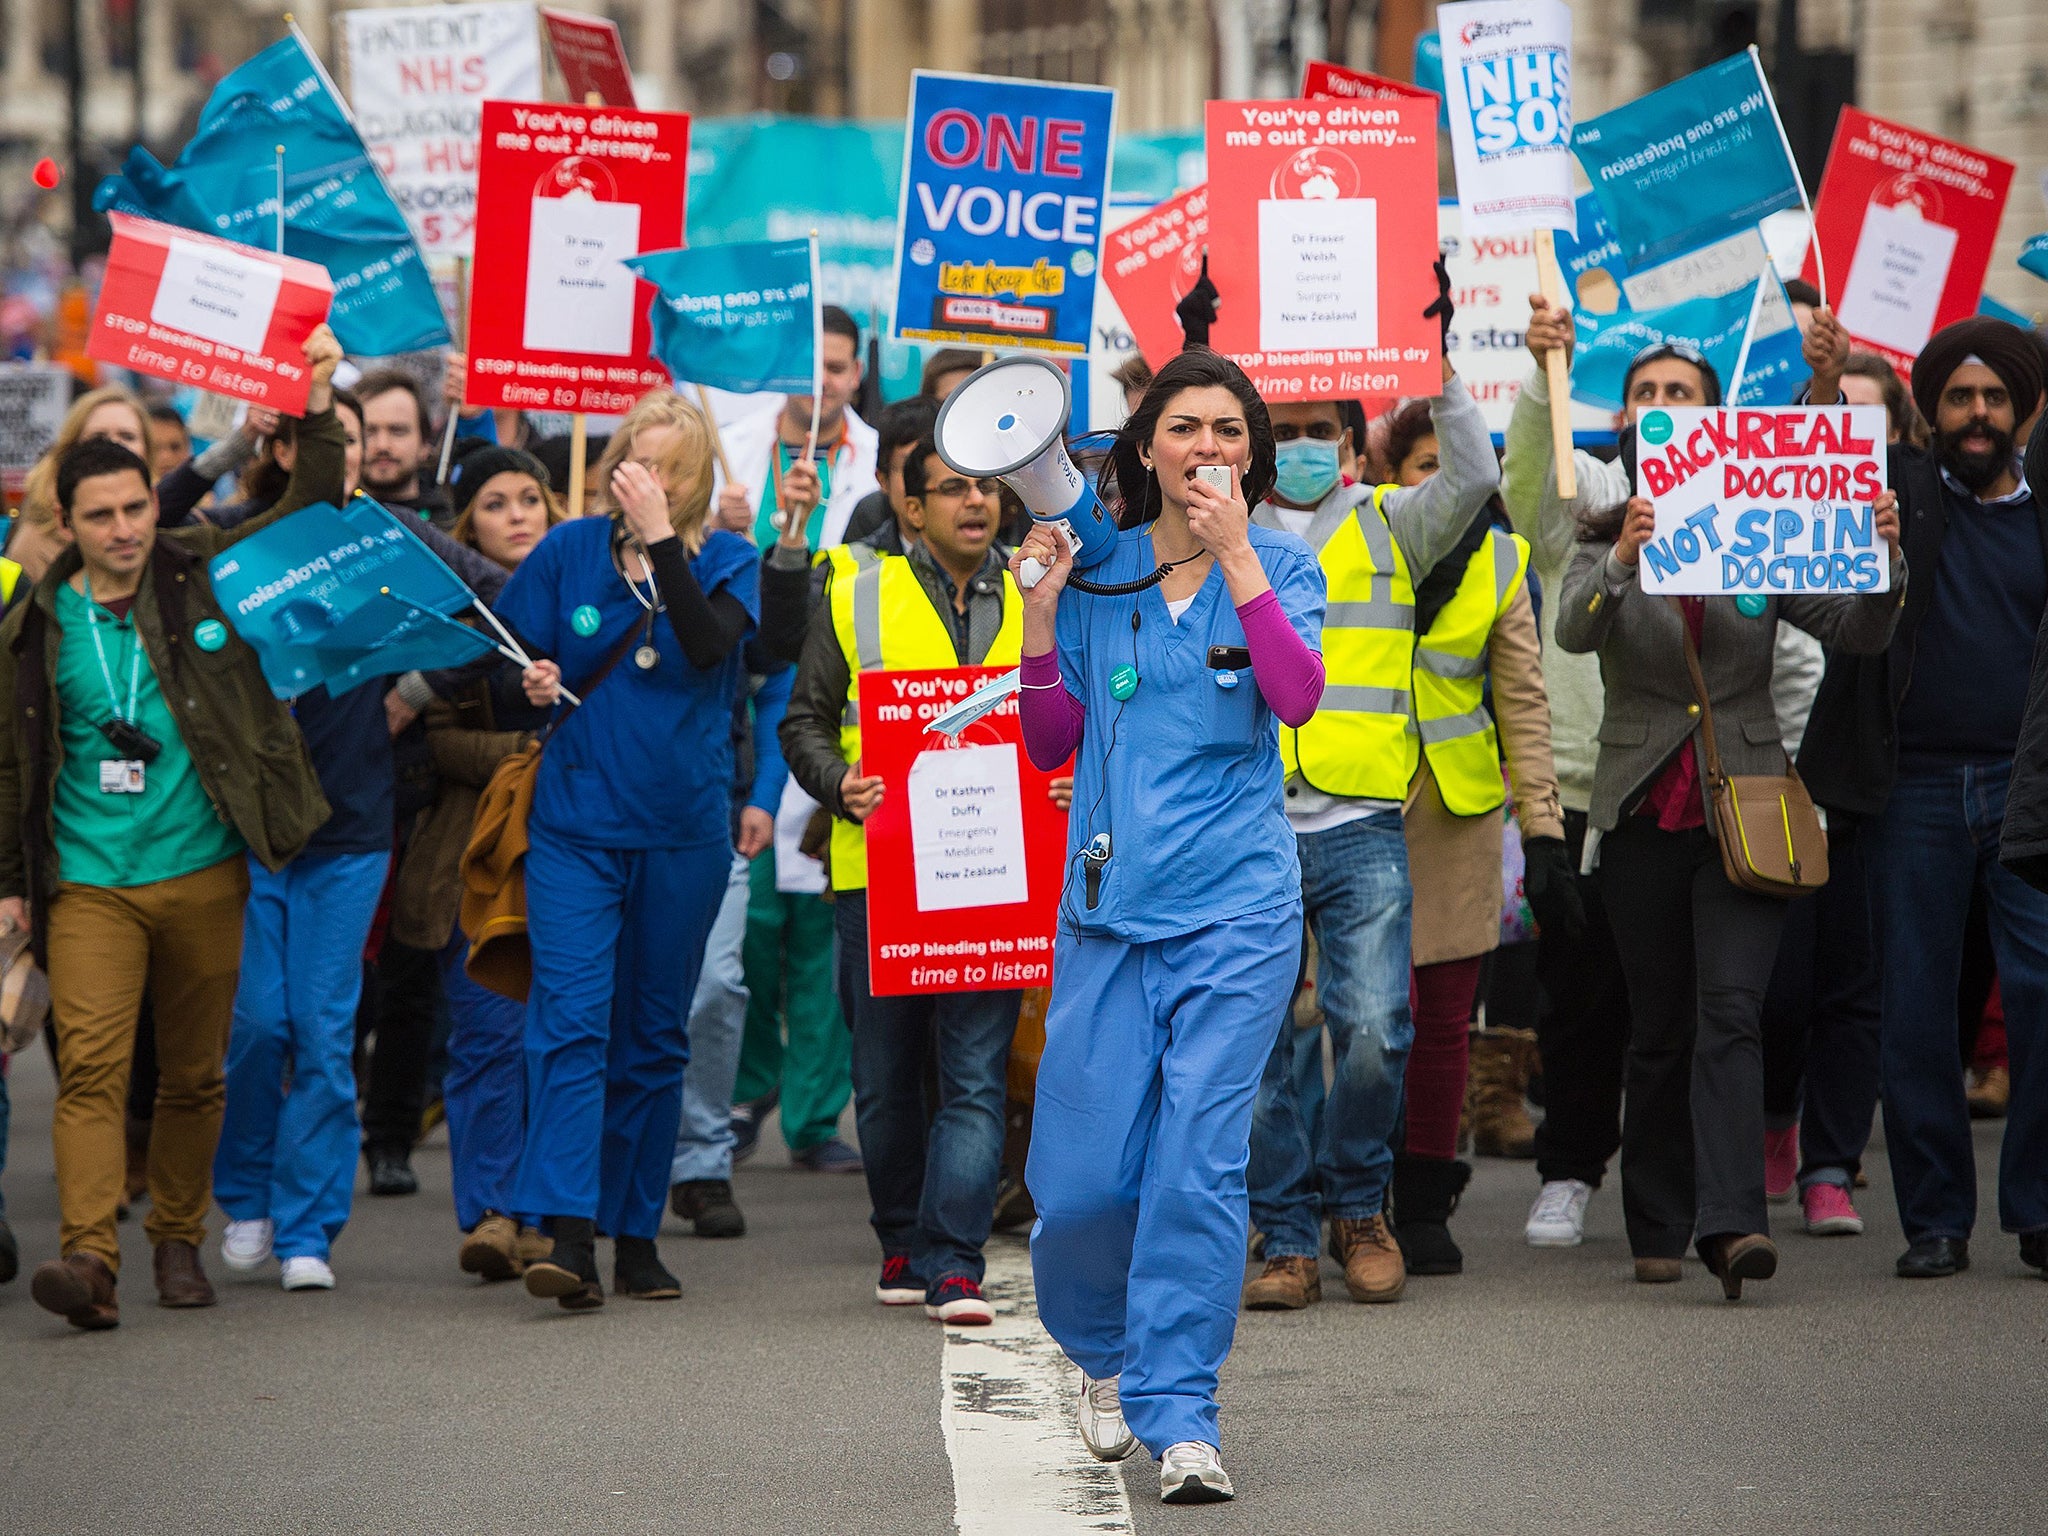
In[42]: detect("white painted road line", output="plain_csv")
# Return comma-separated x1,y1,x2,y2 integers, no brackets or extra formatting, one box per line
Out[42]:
940,1236,1136,1535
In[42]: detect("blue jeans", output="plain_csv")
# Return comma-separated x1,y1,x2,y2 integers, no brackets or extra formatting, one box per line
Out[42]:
833,890,1019,1291
1248,812,1413,1255
671,853,752,1185
441,931,529,1231
215,851,389,1262
1869,760,2048,1241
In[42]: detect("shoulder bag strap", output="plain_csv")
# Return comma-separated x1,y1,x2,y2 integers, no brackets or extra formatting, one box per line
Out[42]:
1666,595,1726,786
538,621,644,745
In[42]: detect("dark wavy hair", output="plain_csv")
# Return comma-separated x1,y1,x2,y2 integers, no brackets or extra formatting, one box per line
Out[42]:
1099,347,1276,528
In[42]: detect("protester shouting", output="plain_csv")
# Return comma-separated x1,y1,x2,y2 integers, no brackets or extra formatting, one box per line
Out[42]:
1,325,345,1330
496,389,759,1310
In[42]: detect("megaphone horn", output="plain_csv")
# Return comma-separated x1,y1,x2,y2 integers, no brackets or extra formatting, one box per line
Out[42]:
934,356,1115,588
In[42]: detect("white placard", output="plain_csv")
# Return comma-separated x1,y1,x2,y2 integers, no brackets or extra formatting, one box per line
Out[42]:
907,744,1028,913
1837,201,1959,358
772,777,827,896
523,196,641,356
1438,0,1577,238
152,236,284,353
0,363,71,491
1258,198,1378,351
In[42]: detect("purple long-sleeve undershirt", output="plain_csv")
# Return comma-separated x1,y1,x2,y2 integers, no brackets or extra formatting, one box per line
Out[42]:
1018,589,1324,770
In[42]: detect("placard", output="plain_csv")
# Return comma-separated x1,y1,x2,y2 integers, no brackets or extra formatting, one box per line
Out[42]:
464,99,688,415
859,666,1069,997
0,364,72,499
1632,404,1889,596
1301,60,1439,109
1100,183,1209,370
891,72,1117,357
1203,96,1440,400
540,8,635,107
89,213,333,413
340,3,542,256
1804,108,2015,376
1437,0,1576,237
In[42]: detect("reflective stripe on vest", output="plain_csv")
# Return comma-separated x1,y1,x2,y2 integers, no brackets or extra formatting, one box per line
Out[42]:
1280,482,1417,801
826,556,1024,891
1413,528,1529,816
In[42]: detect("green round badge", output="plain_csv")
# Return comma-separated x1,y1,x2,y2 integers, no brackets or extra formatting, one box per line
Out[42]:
1735,593,1767,618
1109,665,1140,702
193,618,228,652
1639,410,1674,446
571,604,602,637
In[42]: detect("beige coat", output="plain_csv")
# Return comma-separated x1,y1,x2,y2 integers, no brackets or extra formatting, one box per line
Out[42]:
1403,581,1565,967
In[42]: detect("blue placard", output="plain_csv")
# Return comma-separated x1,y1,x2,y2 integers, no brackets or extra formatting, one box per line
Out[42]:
891,72,1117,357
625,239,820,396
2018,234,2048,284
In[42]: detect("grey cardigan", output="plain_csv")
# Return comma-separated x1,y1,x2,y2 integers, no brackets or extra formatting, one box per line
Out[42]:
1555,540,1906,834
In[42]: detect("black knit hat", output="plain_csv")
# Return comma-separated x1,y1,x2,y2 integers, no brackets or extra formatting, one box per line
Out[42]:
1910,317,2045,430
449,445,554,519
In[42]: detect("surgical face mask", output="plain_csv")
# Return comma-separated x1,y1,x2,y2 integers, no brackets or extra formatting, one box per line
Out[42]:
1273,438,1341,506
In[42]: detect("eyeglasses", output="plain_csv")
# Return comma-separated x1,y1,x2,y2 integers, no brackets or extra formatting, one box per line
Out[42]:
928,477,1004,499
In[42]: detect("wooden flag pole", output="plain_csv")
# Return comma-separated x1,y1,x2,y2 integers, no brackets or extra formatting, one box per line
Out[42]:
435,255,470,485
1533,229,1577,503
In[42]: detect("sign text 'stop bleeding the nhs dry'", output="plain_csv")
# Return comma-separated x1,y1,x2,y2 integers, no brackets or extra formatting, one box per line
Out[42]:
1633,405,1890,596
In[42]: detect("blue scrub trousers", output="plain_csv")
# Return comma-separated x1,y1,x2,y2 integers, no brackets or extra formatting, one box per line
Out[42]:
671,853,753,1185
1028,900,1302,1455
215,850,389,1262
441,930,529,1231
512,830,728,1239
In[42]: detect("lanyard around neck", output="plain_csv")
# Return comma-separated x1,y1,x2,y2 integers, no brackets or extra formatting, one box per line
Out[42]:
83,576,142,726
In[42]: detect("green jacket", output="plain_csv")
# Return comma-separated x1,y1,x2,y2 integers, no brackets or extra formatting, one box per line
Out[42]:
0,406,345,957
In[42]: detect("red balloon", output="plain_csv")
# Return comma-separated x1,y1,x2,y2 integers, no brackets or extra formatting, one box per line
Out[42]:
31,158,60,190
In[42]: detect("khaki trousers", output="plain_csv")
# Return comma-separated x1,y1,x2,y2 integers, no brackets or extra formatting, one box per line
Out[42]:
46,856,249,1271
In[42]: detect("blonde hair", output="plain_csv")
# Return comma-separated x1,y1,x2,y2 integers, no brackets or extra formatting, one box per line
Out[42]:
590,389,715,553
21,385,157,529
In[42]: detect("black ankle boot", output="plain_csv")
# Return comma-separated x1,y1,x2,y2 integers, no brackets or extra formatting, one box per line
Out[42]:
1391,1157,1472,1276
614,1236,681,1300
524,1217,604,1310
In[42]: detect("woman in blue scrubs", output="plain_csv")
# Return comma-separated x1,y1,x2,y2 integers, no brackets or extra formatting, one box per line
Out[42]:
493,390,759,1310
1015,348,1326,1503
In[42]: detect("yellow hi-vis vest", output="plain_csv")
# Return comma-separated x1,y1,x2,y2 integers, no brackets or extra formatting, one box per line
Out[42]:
826,553,1024,891
0,558,20,607
1280,483,1417,801
1413,527,1530,816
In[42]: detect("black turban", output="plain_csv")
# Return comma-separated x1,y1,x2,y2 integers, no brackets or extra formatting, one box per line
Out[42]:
1911,316,2044,429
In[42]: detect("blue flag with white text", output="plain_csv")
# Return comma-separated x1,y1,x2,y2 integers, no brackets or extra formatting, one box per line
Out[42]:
2021,234,2048,283
624,240,820,395
95,34,450,359
1573,281,1759,413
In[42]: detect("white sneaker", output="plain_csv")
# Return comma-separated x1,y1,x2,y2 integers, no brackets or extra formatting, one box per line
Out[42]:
1159,1441,1233,1504
1525,1179,1593,1247
1078,1373,1137,1462
221,1218,274,1272
280,1256,336,1291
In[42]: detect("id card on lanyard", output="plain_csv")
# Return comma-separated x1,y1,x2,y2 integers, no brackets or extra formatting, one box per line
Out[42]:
85,588,153,795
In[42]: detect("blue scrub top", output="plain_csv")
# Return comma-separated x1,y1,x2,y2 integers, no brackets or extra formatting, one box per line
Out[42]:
493,516,760,849
1055,522,1324,943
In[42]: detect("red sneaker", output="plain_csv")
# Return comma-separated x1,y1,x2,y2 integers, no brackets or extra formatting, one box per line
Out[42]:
925,1275,993,1325
1764,1124,1799,1204
875,1254,924,1305
1803,1182,1864,1236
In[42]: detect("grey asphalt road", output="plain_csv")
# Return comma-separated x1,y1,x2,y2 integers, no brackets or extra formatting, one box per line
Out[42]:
3,1043,2042,1536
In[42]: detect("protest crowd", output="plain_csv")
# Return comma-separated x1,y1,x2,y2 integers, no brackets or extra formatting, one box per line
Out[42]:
2,0,2047,1511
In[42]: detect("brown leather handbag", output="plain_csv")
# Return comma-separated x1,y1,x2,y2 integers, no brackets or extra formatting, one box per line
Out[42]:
1672,599,1829,898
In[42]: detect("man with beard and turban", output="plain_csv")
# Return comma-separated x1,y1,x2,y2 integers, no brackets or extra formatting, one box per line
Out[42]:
1802,316,2048,1283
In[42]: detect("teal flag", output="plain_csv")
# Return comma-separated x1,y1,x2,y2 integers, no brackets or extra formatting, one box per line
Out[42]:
2021,233,2048,283
1573,281,1761,413
625,239,819,395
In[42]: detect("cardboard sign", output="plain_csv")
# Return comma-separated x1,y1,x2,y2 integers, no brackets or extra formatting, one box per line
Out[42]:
0,364,71,499
1632,405,1889,595
859,666,1069,997
1805,108,2015,375
541,8,635,107
1099,183,1209,369
1203,96,1440,401
891,72,1117,357
1301,60,1439,108
340,3,542,256
464,99,687,415
1437,0,1576,237
90,213,333,413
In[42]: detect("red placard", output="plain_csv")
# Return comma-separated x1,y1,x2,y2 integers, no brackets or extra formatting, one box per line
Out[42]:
464,99,685,415
89,214,332,414
1101,184,1209,369
859,667,1069,998
1300,60,1439,108
1803,108,2015,378
1203,97,1440,402
541,9,636,107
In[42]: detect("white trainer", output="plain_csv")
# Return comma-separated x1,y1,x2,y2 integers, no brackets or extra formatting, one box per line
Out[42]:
280,1256,336,1291
1159,1441,1233,1504
221,1218,274,1272
1078,1373,1137,1462
1525,1179,1593,1247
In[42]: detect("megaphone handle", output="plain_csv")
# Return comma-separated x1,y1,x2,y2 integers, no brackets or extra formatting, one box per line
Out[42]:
1018,557,1047,589
1017,519,1076,589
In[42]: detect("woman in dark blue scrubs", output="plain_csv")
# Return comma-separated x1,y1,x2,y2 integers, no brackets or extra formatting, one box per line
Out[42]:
492,390,759,1309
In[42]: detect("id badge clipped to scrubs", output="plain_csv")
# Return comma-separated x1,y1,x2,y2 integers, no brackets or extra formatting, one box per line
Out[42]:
99,759,145,794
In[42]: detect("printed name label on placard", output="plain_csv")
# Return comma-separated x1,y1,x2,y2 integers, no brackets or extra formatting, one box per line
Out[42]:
907,743,1029,912
152,237,286,355
1258,198,1378,351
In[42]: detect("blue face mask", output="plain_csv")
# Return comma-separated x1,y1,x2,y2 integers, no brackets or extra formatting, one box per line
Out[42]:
1272,438,1341,506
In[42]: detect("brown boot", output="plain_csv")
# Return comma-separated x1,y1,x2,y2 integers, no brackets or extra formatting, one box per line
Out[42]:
153,1240,216,1308
1329,1214,1406,1303
459,1213,526,1282
30,1251,119,1330
1967,1065,2010,1119
516,1224,554,1265
1242,1254,1321,1310
1467,1027,1538,1158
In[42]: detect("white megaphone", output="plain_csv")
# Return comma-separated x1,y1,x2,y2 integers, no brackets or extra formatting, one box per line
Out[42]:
934,355,1115,588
